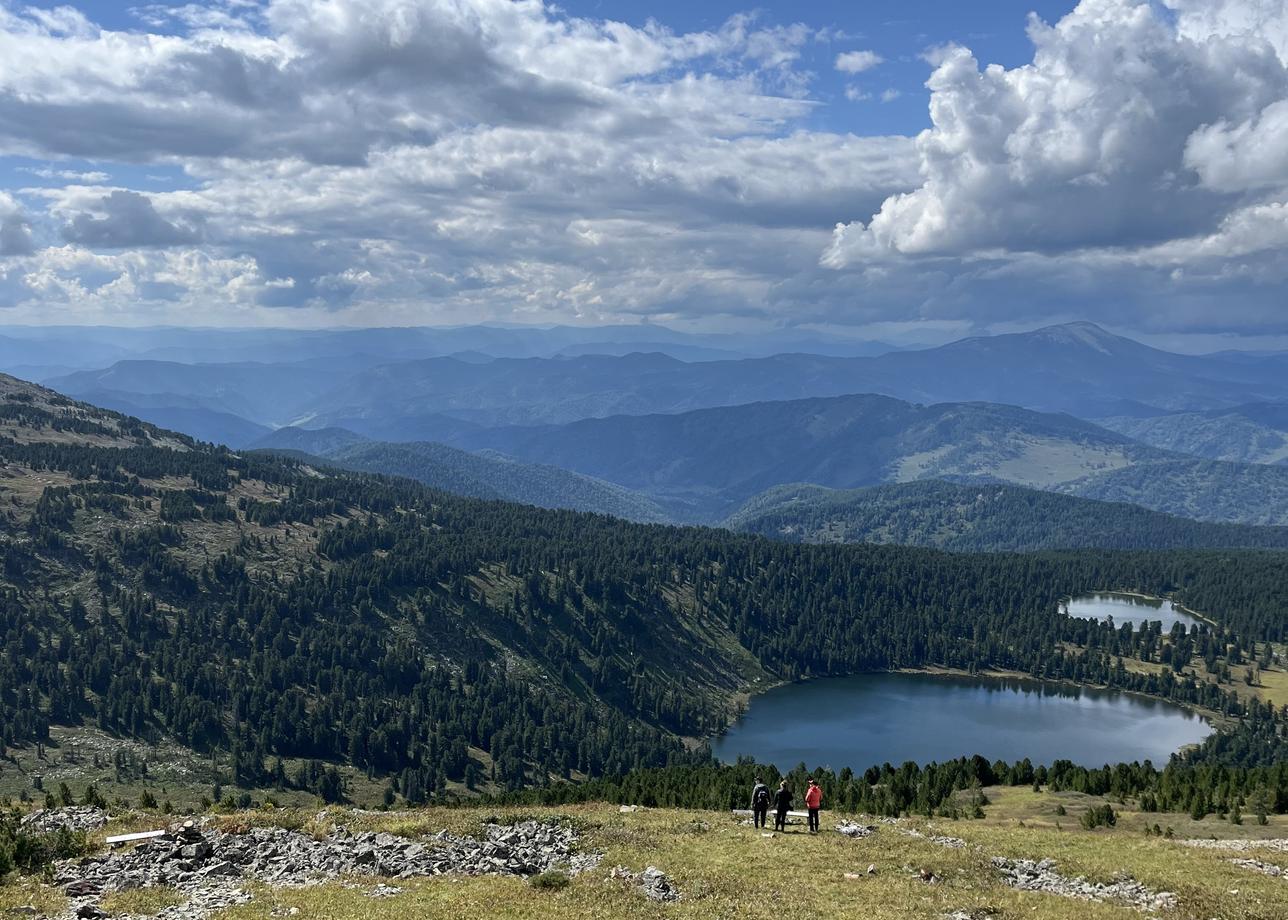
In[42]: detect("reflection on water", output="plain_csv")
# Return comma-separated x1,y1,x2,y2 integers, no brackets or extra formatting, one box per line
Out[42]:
1062,592,1204,630
711,671,1208,773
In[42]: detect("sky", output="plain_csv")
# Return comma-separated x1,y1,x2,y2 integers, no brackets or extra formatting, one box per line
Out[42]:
0,0,1286,347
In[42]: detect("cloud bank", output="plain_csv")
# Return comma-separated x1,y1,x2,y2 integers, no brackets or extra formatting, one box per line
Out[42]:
0,0,1285,337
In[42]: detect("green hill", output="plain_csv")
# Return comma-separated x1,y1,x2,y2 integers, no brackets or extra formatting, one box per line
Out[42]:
458,394,1288,525
726,481,1288,552
1098,405,1288,465
253,427,670,522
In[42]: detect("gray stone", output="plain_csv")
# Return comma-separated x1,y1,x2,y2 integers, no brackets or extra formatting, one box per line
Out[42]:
836,821,876,838
991,856,1176,911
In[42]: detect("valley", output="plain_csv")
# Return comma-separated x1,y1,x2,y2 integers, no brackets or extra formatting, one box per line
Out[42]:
3,328,1288,918
0,374,1285,804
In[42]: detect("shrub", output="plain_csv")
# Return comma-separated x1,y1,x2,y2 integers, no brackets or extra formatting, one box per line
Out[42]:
0,809,91,880
528,870,571,891
1080,804,1117,830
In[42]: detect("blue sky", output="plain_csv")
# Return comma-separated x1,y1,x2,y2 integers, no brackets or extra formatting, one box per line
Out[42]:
28,0,1079,137
1,0,1287,347
561,0,1081,135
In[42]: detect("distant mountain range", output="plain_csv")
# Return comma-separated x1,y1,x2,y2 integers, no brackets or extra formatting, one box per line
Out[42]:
725,481,1288,552
1098,403,1288,465
38,323,1288,437
265,393,1288,526
251,429,670,523
445,393,1288,525
26,320,1288,532
2,323,901,380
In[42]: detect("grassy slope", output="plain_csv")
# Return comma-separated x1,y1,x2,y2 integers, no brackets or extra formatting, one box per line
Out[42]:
3,800,1286,919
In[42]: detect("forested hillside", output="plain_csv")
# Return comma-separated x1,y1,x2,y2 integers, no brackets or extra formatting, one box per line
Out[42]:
252,429,669,522
452,394,1288,525
727,481,1288,552
2,375,1287,806
1098,405,1288,465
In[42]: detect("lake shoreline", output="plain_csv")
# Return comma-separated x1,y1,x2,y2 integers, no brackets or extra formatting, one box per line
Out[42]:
1061,588,1216,627
713,667,1215,770
896,664,1225,728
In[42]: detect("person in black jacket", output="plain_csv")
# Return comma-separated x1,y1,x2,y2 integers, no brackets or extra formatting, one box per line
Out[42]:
773,780,793,832
750,777,771,828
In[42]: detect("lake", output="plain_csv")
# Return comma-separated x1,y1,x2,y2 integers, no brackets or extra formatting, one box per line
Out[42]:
1062,592,1204,631
712,672,1209,772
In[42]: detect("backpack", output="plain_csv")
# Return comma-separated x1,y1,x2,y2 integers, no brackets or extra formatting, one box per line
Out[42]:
754,786,770,807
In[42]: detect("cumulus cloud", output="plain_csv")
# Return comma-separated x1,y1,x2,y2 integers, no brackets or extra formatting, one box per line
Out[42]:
0,192,35,255
835,50,883,73
0,0,924,326
60,191,202,248
821,0,1288,334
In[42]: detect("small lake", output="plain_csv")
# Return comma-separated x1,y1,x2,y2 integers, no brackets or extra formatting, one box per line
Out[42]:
1062,592,1204,631
712,672,1209,772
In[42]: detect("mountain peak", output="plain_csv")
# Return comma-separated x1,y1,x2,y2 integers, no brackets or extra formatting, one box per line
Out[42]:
1026,321,1125,353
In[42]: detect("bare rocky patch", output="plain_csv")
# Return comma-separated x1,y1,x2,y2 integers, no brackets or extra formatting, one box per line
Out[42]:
43,815,599,919
990,856,1176,912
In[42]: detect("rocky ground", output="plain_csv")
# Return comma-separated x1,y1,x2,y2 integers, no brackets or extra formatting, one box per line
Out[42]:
21,809,603,919
1177,837,1288,852
3,804,1286,920
19,807,109,835
989,856,1177,912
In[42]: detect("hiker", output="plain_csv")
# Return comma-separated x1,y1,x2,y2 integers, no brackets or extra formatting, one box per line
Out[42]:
804,778,822,832
750,777,771,829
773,780,793,832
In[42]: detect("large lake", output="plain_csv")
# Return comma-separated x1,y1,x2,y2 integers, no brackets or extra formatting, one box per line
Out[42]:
712,672,1209,772
1063,592,1204,630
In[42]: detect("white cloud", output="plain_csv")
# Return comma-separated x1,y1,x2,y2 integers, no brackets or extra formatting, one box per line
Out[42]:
835,49,883,73
0,0,1286,338
0,191,35,255
822,0,1288,335
1184,99,1288,192
18,167,111,183
0,0,924,326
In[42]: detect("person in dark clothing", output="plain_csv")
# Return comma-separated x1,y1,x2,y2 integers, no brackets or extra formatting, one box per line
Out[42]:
750,777,771,829
773,780,793,832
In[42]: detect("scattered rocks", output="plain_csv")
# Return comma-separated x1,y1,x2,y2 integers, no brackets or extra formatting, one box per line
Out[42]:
928,834,966,849
944,909,998,920
836,821,876,838
20,807,108,835
1179,838,1288,853
610,864,681,902
50,817,597,920
1230,857,1286,879
901,828,967,849
991,856,1176,912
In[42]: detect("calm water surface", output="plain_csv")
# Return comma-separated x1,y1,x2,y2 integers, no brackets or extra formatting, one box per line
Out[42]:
712,672,1209,772
1063,592,1204,630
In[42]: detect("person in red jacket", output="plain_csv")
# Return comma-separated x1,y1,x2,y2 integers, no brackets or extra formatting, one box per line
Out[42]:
804,778,822,832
